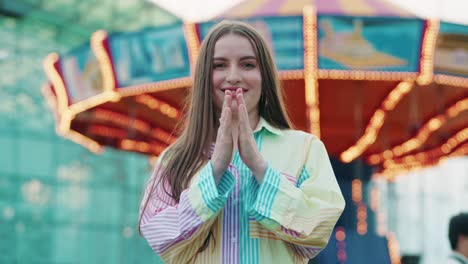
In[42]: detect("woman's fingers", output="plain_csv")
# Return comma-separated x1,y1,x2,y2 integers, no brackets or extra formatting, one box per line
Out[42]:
225,90,232,110
221,90,232,130
212,90,236,178
223,103,232,132
220,90,230,120
235,88,249,131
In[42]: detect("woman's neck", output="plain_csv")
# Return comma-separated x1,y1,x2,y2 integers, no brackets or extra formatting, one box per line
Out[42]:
248,110,260,131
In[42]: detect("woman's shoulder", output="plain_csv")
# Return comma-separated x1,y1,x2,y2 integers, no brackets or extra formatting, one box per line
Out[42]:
280,128,321,142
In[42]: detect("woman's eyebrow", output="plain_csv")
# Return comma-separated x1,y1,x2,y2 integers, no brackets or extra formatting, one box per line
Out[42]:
212,55,257,61
240,56,257,60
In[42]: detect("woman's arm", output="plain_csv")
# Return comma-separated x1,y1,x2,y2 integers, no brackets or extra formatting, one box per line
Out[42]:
139,161,235,263
248,137,345,259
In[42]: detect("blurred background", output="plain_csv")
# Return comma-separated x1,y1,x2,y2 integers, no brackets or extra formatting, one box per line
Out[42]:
0,0,467,263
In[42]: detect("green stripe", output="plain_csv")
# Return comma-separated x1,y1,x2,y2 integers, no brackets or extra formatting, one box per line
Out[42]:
198,162,234,212
297,166,310,187
254,166,281,218
237,129,264,263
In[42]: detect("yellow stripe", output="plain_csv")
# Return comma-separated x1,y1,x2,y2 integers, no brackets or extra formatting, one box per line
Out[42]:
252,233,281,240
279,0,310,15
289,214,343,225
192,216,222,264
338,0,375,15
160,218,216,263
226,0,269,18
379,0,412,16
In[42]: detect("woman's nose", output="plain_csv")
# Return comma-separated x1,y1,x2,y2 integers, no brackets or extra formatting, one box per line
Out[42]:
226,67,241,84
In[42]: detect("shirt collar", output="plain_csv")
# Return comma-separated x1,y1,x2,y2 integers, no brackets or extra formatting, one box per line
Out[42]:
253,116,284,136
451,251,468,263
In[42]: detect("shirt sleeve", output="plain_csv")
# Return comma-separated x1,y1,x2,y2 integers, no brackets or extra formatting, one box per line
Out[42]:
139,160,235,263
248,137,345,259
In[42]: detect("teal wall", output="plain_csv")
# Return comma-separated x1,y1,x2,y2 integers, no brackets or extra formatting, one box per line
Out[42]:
0,5,174,262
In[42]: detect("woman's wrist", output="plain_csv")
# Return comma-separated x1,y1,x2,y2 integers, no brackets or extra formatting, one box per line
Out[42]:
211,158,225,184
250,157,267,182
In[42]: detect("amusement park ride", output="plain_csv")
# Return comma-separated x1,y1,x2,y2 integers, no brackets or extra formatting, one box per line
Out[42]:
42,0,467,179
41,0,467,262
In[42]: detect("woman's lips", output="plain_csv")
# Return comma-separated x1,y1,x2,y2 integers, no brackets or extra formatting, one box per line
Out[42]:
221,87,248,92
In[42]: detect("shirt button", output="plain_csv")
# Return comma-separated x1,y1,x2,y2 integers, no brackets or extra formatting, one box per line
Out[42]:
231,236,237,243
259,205,265,213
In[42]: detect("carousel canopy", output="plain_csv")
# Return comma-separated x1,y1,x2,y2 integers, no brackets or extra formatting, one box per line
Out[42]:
386,0,468,25
218,0,412,18
42,1,468,176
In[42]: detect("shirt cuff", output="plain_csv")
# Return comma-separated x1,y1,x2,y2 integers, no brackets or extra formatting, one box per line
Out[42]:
195,161,235,213
249,164,282,222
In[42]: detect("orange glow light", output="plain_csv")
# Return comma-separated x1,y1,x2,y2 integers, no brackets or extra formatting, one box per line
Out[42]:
91,30,116,92
341,80,414,163
318,69,417,81
416,19,439,85
89,125,127,139
352,179,363,203
303,5,320,138
61,129,103,153
380,142,468,178
387,232,401,264
370,187,380,212
151,128,177,145
183,22,201,72
368,98,468,165
357,203,368,235
118,78,192,97
41,83,59,118
93,109,151,134
435,74,468,88
120,139,167,155
279,70,304,80
43,53,69,114
335,227,346,242
136,94,181,119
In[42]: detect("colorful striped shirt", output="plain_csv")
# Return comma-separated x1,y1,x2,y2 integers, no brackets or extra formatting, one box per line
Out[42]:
140,118,345,263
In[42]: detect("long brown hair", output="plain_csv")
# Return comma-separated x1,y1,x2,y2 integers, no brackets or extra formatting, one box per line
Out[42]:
139,20,292,251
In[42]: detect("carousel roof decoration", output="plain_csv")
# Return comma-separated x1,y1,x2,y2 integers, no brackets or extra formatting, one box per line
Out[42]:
42,0,468,177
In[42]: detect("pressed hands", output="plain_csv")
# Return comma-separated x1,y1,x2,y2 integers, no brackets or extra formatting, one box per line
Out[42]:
211,88,267,184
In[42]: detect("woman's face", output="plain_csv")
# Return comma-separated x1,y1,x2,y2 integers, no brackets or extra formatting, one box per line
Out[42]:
211,34,262,116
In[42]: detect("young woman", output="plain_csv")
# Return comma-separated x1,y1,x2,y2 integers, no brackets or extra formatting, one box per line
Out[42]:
139,20,345,264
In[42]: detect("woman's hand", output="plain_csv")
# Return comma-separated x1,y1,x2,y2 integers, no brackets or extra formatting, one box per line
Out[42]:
211,91,235,183
235,89,267,182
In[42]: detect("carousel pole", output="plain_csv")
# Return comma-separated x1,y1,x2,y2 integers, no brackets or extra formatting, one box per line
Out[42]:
303,5,320,138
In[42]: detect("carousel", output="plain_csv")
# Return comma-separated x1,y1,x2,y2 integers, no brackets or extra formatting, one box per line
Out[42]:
41,0,468,262
41,0,468,177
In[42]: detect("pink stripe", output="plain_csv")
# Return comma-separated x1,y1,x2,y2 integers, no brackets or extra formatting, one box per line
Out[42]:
365,0,402,16
281,226,302,237
222,166,240,263
315,0,343,14
257,0,286,16
280,224,323,258
292,244,322,258
140,179,206,254
282,173,298,186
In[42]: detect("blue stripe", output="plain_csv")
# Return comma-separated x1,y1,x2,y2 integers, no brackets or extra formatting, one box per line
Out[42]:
199,162,234,213
297,166,310,187
254,165,281,219
237,129,264,263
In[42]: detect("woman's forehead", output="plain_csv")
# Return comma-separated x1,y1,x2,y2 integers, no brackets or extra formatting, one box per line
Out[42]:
213,34,256,58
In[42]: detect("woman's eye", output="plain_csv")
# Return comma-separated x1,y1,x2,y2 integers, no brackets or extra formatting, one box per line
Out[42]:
242,61,257,69
213,63,226,69
243,62,256,69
